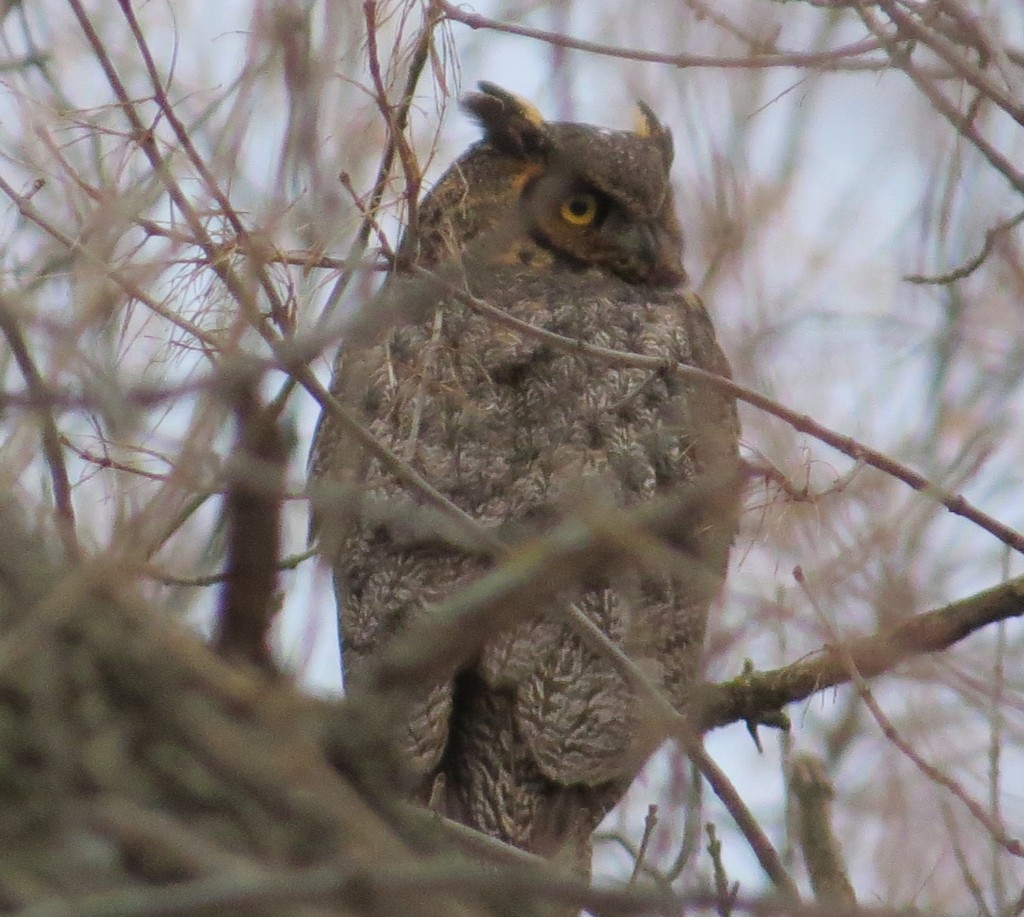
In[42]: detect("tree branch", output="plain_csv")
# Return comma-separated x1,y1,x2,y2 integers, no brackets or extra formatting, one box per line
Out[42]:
413,267,1024,557
213,388,288,670
790,754,857,909
0,294,80,562
696,574,1024,732
433,0,895,73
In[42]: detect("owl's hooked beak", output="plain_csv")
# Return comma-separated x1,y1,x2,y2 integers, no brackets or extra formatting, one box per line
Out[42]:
619,222,687,287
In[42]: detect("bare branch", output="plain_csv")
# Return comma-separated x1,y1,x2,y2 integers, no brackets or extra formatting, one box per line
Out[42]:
116,0,293,333
0,293,80,561
213,388,288,670
859,4,1024,196
697,574,1024,734
320,4,441,317
433,0,897,73
795,567,1024,859
905,210,1024,285
414,268,1024,557
789,754,857,908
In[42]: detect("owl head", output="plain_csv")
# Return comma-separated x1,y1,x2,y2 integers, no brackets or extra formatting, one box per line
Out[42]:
410,82,686,288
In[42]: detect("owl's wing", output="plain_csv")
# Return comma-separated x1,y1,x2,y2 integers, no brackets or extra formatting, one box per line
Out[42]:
310,344,462,790
333,547,460,786
478,595,644,789
516,629,641,787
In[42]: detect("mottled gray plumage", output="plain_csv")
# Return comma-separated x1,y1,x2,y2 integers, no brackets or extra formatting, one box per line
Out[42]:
311,83,739,875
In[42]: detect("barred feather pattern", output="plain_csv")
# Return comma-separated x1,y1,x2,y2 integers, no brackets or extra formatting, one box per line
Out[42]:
312,262,738,867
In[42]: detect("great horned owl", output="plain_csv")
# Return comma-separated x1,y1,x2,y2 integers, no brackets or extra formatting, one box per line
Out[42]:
311,83,739,875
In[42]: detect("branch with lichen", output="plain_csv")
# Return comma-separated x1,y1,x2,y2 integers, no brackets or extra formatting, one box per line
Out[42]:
695,573,1024,733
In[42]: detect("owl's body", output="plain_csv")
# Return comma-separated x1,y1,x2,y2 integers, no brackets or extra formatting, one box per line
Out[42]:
312,85,739,872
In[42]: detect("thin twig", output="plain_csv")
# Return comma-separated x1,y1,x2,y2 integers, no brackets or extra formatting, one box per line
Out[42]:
904,210,1024,285
663,759,704,882
877,1,1024,127
938,797,993,917
320,4,439,318
0,172,220,350
414,268,1024,557
629,805,659,883
116,0,293,333
693,745,800,902
70,0,284,370
794,567,1024,859
363,1,422,255
705,823,737,917
72,3,491,568
150,548,317,588
859,4,1024,196
433,0,894,73
0,294,80,561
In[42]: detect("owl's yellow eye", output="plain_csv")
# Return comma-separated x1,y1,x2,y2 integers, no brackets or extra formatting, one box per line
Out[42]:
559,193,599,226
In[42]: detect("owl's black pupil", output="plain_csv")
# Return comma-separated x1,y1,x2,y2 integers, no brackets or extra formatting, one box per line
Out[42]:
569,198,589,216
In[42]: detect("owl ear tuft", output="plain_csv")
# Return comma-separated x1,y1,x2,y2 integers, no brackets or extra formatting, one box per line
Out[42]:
462,82,551,158
634,100,674,167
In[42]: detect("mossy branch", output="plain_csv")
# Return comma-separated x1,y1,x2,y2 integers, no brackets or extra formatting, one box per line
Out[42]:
695,574,1024,733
